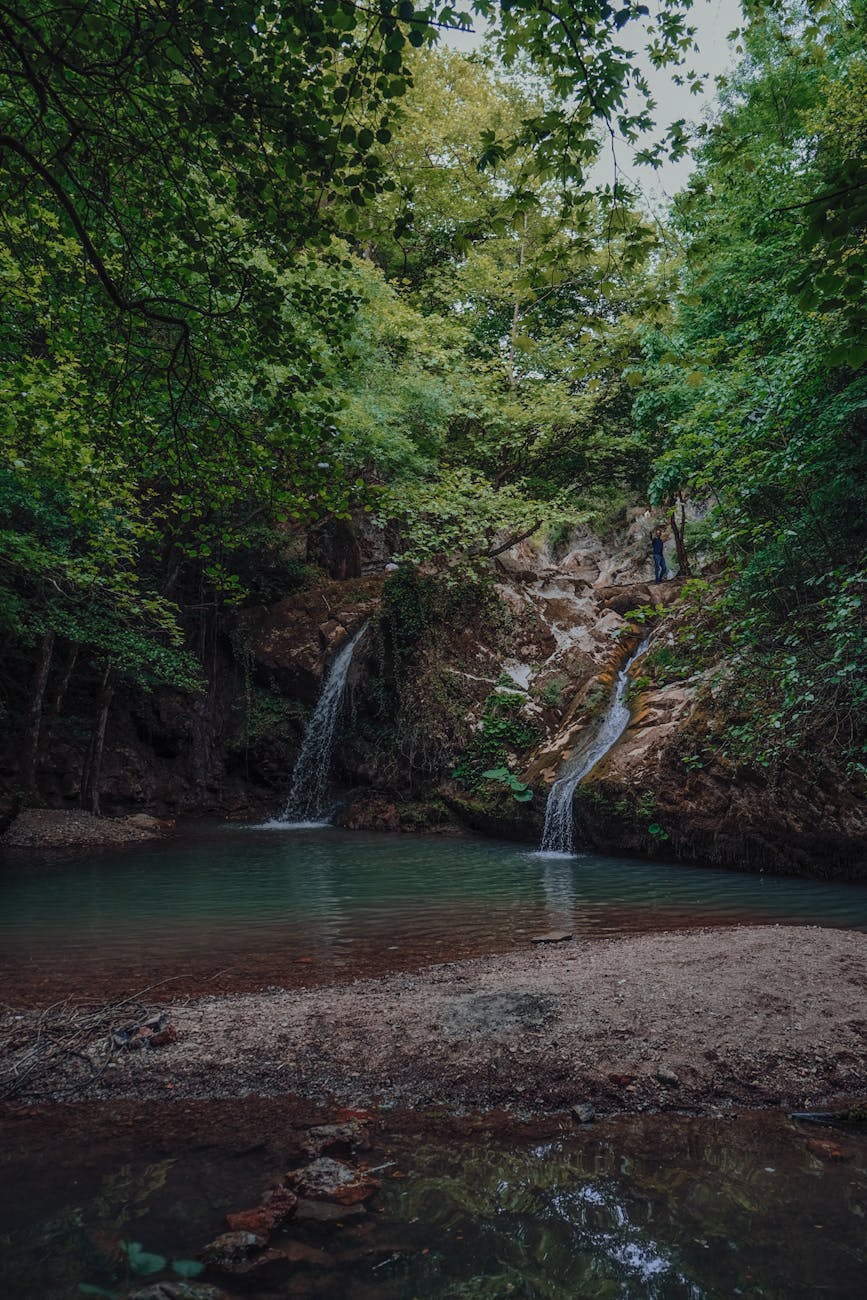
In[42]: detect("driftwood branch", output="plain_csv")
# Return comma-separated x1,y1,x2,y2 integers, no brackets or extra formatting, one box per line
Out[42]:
0,977,180,1100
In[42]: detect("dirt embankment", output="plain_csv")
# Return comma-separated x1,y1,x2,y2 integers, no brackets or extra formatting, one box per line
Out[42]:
1,807,172,849
9,925,865,1118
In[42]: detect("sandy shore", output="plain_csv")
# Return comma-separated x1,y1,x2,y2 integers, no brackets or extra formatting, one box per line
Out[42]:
11,924,866,1117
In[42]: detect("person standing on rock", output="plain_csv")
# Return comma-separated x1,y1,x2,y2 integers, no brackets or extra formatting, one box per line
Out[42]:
652,527,669,583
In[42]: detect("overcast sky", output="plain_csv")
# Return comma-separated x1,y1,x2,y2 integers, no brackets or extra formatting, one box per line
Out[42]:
441,0,744,205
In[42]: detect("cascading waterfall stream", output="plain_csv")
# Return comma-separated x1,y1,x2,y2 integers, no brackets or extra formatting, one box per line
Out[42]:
279,622,368,825
538,637,651,856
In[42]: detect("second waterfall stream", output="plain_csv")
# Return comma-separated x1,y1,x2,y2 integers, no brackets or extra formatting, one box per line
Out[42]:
538,637,651,856
279,622,368,826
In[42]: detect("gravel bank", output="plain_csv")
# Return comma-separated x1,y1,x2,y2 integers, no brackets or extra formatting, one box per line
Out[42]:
14,924,866,1116
1,807,171,849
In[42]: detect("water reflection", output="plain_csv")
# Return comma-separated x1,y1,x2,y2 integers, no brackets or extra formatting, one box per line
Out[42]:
541,858,578,931
383,1116,867,1298
1,1109,865,1299
283,845,344,949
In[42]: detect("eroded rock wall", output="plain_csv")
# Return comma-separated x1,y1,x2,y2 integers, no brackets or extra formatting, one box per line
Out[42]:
8,507,865,877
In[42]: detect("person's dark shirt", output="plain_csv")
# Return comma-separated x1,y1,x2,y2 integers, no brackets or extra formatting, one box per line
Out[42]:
652,536,664,556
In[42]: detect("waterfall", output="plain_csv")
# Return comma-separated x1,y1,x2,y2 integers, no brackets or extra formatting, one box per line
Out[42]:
279,623,367,825
538,638,650,856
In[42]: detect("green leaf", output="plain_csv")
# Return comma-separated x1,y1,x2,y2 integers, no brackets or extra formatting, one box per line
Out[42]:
171,1260,206,1279
125,1242,166,1277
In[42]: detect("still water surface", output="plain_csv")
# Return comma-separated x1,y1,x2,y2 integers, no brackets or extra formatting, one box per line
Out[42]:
3,824,867,997
1,1107,865,1298
3,828,866,1295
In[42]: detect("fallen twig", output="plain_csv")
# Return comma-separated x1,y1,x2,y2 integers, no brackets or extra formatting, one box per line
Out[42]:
0,987,172,1100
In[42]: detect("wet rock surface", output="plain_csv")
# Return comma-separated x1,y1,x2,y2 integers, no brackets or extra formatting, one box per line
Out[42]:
571,1102,596,1124
287,1157,381,1205
201,1229,265,1267
192,1117,385,1293
225,1185,298,1236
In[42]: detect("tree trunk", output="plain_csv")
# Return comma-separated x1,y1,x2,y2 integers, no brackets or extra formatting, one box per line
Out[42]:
191,608,221,806
669,495,692,578
21,630,54,797
506,214,527,389
42,640,79,750
80,662,114,816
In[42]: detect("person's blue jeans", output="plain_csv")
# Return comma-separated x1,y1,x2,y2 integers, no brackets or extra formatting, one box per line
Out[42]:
653,552,668,582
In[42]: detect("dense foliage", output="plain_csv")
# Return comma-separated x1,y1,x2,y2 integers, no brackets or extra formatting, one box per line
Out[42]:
633,0,867,774
1,0,865,804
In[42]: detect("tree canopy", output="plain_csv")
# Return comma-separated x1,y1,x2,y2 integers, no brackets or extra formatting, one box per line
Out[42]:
2,0,865,798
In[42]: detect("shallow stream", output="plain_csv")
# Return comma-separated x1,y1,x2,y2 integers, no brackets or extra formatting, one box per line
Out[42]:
1,1103,865,1298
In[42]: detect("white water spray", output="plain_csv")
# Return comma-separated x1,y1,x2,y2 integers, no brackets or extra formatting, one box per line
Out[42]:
279,623,367,825
538,638,650,856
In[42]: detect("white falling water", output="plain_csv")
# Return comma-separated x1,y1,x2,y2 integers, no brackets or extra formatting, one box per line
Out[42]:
279,623,367,826
539,638,650,856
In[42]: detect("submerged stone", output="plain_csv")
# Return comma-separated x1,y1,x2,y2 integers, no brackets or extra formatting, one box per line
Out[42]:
301,1120,370,1158
127,1285,228,1300
200,1229,265,1266
128,1285,228,1300
294,1196,367,1223
226,1184,298,1235
288,1156,380,1205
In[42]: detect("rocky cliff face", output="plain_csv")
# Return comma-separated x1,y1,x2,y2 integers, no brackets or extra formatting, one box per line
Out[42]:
575,678,867,878
1,577,384,822
7,511,866,877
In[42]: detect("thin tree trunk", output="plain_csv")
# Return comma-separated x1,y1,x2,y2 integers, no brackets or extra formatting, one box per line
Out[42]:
21,630,54,797
81,662,114,816
669,495,692,578
506,214,527,389
42,640,79,750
